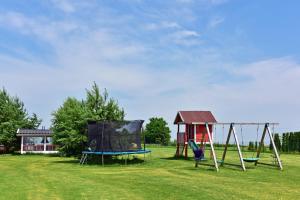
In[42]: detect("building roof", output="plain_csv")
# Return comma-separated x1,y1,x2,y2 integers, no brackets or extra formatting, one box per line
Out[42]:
174,111,217,124
16,129,53,136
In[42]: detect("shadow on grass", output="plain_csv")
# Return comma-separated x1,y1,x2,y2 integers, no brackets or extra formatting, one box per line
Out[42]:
160,156,195,161
256,162,281,170
52,155,146,166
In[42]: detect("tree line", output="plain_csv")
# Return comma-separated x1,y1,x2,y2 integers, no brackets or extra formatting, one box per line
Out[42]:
0,83,171,156
247,132,300,153
269,132,300,153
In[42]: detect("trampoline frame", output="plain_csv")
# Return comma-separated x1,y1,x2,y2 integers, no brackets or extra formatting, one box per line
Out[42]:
80,149,151,165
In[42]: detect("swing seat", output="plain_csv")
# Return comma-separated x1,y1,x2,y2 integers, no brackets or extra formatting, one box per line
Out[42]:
243,157,259,162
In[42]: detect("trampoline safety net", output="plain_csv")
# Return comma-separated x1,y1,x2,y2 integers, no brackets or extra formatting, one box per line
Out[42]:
87,120,144,152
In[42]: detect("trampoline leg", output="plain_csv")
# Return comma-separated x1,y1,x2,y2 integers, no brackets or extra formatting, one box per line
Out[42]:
125,154,129,165
80,153,88,165
101,154,104,166
79,154,84,164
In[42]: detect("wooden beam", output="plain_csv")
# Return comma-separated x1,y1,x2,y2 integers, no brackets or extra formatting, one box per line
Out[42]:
43,136,46,152
256,124,267,165
192,122,279,125
205,123,219,172
176,124,179,157
21,136,24,154
221,124,232,164
194,124,197,142
184,125,188,159
266,125,283,170
232,124,246,171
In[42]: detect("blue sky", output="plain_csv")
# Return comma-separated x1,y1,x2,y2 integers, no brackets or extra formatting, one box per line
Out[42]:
1,0,300,141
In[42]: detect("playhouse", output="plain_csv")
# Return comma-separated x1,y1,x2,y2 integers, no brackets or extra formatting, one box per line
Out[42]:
174,111,217,158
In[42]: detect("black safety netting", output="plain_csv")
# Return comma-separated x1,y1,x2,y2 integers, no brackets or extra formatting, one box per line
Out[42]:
87,120,144,152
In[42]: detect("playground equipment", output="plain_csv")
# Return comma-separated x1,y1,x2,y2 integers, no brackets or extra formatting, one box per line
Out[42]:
188,140,205,167
80,120,151,165
174,111,283,171
219,122,282,171
174,111,219,171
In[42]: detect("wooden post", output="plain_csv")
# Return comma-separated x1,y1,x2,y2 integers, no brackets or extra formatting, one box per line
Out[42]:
255,124,267,166
205,123,219,172
194,124,197,143
267,124,283,170
43,136,47,152
232,124,246,171
176,124,179,157
221,124,233,164
21,136,24,154
184,125,188,159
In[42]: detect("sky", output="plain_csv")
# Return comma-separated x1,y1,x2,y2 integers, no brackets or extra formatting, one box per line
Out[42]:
0,0,300,142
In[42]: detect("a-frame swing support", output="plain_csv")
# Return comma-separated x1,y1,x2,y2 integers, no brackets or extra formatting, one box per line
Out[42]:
221,123,246,171
256,123,283,170
221,123,283,171
205,123,219,172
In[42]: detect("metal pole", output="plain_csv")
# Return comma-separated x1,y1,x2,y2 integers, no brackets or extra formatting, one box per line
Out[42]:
232,124,246,171
142,126,145,151
205,123,219,172
101,123,104,167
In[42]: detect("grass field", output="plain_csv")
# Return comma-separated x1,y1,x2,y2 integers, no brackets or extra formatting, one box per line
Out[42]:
0,147,299,200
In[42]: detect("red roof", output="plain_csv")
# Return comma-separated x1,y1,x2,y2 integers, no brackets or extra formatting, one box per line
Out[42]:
174,111,217,124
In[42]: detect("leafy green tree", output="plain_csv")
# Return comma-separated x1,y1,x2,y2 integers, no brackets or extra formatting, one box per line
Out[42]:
269,136,274,151
52,98,89,156
144,117,171,145
248,141,254,151
85,83,125,121
273,133,281,151
0,88,41,151
282,133,287,152
51,83,125,156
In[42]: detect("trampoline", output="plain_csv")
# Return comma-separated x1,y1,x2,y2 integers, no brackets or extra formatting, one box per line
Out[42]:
80,150,151,165
80,120,151,165
82,150,151,155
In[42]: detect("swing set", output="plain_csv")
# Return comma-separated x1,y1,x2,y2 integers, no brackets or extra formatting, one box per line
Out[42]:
174,111,283,172
218,122,283,171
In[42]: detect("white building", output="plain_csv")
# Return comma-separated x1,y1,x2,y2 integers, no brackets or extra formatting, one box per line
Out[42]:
17,128,58,154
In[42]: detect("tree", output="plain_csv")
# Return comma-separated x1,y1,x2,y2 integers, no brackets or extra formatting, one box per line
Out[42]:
273,133,281,151
282,133,287,152
52,98,89,156
0,88,41,151
269,135,274,151
51,83,125,156
144,117,171,145
248,141,254,151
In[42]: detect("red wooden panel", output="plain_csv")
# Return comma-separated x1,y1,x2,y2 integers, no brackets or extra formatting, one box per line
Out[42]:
195,125,212,142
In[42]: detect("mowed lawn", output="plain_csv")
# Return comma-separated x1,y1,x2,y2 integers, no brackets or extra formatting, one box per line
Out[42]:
0,147,299,200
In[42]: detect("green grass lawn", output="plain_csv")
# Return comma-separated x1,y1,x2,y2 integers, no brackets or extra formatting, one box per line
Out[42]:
0,147,299,200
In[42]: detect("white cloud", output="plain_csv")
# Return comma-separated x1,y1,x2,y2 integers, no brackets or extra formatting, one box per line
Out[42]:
144,21,181,30
208,16,224,28
0,12,79,44
51,0,76,13
168,30,201,46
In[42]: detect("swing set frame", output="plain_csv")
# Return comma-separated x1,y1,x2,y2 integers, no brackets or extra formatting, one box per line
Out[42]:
209,122,283,171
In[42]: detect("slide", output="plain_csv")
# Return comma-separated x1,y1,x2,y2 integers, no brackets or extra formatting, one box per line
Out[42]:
188,140,199,152
189,140,206,161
